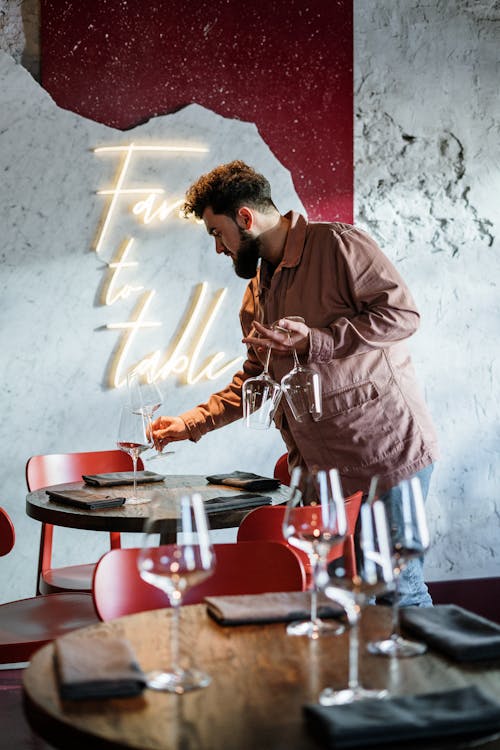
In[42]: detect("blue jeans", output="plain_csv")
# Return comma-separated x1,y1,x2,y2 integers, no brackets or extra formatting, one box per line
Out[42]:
379,464,434,608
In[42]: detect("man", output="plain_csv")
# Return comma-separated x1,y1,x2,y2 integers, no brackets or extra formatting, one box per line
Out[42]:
152,160,439,607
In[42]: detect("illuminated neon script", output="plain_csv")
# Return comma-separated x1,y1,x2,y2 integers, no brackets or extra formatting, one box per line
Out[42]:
93,143,243,388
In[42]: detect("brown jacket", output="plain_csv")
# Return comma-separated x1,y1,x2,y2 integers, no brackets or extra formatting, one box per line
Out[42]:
181,212,439,495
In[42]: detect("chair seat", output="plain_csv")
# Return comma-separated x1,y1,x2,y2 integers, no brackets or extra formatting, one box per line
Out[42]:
0,593,98,663
38,563,97,594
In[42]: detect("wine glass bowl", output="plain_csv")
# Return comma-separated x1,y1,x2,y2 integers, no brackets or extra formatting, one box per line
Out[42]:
283,467,347,638
138,494,215,692
367,476,431,658
319,499,394,705
277,316,322,422
242,325,283,429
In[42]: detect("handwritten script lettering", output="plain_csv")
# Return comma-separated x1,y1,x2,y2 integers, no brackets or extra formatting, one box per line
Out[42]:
93,143,243,388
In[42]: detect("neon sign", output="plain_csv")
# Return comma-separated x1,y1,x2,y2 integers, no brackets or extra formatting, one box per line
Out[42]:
93,143,243,388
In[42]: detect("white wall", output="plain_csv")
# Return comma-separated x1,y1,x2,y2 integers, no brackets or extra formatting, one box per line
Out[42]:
0,1,499,603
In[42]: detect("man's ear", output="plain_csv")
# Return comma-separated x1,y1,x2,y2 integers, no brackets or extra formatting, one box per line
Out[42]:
236,207,253,230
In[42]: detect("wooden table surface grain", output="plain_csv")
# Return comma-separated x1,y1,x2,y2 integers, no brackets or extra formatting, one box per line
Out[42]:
22,604,500,750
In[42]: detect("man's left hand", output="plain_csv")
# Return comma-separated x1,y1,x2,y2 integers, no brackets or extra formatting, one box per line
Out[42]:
243,318,310,356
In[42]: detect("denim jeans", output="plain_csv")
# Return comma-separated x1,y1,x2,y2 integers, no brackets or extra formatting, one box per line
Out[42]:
378,464,434,608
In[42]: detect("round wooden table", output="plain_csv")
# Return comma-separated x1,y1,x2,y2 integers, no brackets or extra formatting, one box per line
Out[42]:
26,474,289,539
22,603,500,750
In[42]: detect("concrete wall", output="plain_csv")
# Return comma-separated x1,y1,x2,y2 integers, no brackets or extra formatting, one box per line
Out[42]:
0,0,499,602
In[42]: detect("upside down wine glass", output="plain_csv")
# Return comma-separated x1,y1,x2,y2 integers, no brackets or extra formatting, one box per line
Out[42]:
137,494,215,692
367,477,431,658
319,498,394,705
283,467,347,638
278,317,322,422
242,326,282,429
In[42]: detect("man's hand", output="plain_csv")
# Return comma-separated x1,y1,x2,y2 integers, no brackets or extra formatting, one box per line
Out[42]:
151,416,189,451
242,318,310,356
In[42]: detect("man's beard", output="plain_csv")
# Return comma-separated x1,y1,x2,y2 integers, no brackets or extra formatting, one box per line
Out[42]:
233,228,261,279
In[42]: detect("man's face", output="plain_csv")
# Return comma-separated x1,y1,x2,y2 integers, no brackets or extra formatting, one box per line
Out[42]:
202,207,261,279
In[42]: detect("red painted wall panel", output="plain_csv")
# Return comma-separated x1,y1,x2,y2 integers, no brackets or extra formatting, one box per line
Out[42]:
40,0,352,221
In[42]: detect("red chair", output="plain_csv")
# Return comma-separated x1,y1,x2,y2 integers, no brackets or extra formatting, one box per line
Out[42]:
92,540,306,621
26,450,144,595
0,506,98,664
237,491,363,583
273,453,291,485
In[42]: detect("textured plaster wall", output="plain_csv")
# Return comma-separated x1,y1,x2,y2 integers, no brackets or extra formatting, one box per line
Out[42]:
1,1,499,603
354,0,500,579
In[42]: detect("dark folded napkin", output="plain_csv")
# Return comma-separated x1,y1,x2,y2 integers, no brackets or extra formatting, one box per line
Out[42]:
55,634,146,700
47,489,126,510
82,470,166,487
303,686,500,749
204,493,272,514
206,591,343,626
400,604,500,662
206,471,280,492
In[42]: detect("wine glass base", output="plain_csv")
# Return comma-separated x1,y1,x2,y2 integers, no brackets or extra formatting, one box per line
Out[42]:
146,668,211,693
319,686,388,706
367,635,427,658
124,496,153,506
286,618,344,638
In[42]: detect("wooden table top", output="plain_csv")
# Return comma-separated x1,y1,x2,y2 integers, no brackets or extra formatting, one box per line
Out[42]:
22,603,500,750
26,474,289,534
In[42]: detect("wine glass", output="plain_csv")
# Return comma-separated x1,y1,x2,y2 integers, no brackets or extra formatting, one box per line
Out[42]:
319,498,394,705
242,326,282,429
127,371,173,461
278,316,322,422
116,404,152,504
367,477,431,658
137,493,215,692
283,466,347,638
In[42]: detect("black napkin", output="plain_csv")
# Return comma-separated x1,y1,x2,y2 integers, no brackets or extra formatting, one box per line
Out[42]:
400,604,500,662
303,686,500,749
206,591,343,626
47,489,126,510
82,470,166,487
206,471,280,491
204,493,272,514
55,634,146,700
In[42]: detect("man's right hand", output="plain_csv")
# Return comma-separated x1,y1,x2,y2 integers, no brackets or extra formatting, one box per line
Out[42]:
151,416,189,451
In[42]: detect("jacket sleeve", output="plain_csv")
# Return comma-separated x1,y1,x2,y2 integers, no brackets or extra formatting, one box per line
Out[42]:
180,282,264,442
308,226,421,363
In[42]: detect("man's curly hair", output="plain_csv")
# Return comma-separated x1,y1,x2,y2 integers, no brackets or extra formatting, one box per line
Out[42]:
183,160,276,220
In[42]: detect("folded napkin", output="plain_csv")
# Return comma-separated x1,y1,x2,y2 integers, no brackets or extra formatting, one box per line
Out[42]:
206,591,343,626
204,493,272,514
206,471,280,491
303,686,500,749
400,604,500,662
55,634,146,700
83,470,166,487
47,489,126,510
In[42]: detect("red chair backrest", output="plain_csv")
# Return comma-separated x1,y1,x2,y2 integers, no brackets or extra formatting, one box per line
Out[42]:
26,450,144,491
273,453,291,485
0,508,15,557
92,540,306,621
237,491,363,577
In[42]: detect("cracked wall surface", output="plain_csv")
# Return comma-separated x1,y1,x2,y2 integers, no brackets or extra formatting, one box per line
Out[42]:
355,0,500,580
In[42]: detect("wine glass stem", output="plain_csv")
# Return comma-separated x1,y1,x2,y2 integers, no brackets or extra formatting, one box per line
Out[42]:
286,331,300,368
263,345,272,375
170,602,180,674
347,609,360,691
391,573,402,639
132,452,138,497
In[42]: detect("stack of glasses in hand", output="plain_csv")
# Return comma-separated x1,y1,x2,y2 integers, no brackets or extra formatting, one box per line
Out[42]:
242,317,322,430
